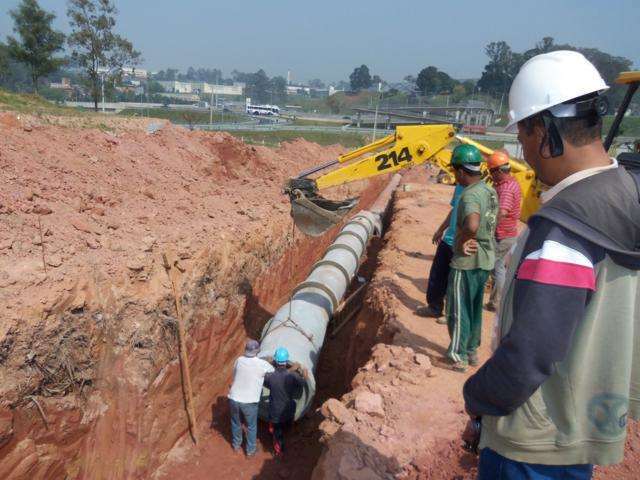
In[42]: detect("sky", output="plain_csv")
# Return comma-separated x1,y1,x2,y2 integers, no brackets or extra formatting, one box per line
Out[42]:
1,0,638,84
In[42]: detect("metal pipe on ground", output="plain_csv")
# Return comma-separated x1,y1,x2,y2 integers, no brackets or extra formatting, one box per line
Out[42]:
258,174,401,420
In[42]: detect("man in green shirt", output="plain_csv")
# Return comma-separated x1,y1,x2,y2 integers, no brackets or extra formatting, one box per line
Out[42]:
445,144,498,372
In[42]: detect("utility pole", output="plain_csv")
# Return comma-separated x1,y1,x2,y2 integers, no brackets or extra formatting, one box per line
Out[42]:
209,87,214,126
372,82,382,141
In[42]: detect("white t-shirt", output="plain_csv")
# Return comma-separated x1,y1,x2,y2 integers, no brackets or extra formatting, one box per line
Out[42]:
228,356,275,403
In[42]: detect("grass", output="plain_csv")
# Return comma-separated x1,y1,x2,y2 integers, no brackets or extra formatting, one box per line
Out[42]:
230,130,368,148
0,88,82,116
288,117,350,126
118,107,245,124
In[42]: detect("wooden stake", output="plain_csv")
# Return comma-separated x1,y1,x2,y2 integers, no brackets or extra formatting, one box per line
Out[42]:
162,252,197,444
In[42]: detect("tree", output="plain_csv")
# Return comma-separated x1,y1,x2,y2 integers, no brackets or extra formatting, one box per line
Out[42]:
326,93,345,114
270,75,287,103
67,0,141,110
349,65,372,91
7,0,65,93
476,41,517,97
416,66,455,96
308,78,325,89
0,43,9,83
244,69,270,103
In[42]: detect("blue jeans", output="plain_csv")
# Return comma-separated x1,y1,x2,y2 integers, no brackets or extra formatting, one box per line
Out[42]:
479,448,593,479
229,399,259,454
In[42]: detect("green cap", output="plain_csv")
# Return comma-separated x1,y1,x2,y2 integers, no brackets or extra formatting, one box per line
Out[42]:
451,144,483,171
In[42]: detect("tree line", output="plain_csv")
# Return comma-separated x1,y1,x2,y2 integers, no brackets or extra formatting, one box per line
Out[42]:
348,36,633,110
1,0,139,110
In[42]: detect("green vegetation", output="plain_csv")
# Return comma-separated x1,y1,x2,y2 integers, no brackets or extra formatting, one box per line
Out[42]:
7,0,65,93
603,115,640,138
0,87,78,115
288,117,349,127
118,107,245,125
67,0,140,111
230,130,368,148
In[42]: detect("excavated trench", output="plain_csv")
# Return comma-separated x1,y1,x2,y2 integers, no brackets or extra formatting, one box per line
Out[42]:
0,172,396,480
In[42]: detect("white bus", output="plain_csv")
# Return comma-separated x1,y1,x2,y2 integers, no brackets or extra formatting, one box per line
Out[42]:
246,104,280,116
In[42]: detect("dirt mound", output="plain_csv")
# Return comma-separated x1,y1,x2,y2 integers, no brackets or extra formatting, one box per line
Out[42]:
0,114,368,478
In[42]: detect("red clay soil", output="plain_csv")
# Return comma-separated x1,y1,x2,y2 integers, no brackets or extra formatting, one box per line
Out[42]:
0,110,383,479
312,168,640,479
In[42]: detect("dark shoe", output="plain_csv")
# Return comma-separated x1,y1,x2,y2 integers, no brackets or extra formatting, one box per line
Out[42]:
485,302,496,312
468,352,480,366
415,305,442,318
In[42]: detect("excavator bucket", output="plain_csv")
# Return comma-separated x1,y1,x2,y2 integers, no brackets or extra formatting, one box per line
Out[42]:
285,178,358,237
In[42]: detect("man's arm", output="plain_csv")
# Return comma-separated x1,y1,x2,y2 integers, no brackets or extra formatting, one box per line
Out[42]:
463,220,602,416
456,212,480,255
433,210,452,244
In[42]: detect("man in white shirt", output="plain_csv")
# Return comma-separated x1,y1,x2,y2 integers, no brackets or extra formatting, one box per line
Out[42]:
228,339,274,456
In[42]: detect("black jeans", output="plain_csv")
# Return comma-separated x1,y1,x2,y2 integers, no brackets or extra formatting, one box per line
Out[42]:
426,241,454,315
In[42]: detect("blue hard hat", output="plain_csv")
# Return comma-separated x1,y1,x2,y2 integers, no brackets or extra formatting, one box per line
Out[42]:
274,347,289,364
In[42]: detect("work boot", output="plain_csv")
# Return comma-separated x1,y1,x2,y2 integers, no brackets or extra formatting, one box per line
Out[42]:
415,305,442,318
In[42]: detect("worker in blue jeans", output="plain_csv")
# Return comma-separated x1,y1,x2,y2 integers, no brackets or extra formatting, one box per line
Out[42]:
228,339,274,456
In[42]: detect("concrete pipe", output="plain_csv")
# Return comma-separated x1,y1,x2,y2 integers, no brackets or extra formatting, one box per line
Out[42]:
258,174,401,420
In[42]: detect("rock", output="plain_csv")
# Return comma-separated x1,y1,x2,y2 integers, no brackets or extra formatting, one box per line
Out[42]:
86,238,100,249
141,235,156,252
71,218,93,234
92,206,106,216
106,220,120,230
127,256,146,271
321,398,354,425
354,391,385,418
46,254,63,267
0,238,13,250
32,204,52,215
399,372,419,385
391,377,401,387
414,353,432,370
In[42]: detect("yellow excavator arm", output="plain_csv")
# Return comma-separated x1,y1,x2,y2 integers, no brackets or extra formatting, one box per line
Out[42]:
285,124,541,236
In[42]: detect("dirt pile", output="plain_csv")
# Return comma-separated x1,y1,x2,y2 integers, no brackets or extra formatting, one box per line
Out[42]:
0,111,375,479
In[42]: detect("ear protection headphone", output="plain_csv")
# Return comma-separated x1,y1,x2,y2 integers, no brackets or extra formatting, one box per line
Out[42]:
540,95,609,158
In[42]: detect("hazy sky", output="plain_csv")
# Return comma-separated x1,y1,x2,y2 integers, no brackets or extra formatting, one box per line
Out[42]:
1,0,638,83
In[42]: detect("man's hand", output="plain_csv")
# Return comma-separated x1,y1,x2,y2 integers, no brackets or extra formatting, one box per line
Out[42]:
462,238,478,256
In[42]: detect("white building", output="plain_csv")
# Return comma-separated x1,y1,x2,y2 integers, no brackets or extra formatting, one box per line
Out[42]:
158,81,243,96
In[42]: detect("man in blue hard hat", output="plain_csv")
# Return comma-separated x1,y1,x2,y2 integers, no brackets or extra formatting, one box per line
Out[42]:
228,339,274,456
264,347,308,456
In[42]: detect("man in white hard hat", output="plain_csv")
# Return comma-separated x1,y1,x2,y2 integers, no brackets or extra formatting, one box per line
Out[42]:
462,50,640,479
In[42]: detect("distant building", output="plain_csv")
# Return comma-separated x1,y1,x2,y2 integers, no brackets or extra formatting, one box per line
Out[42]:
158,80,243,96
49,77,73,91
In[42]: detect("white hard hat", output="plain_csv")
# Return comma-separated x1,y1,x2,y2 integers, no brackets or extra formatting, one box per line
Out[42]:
505,50,608,132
